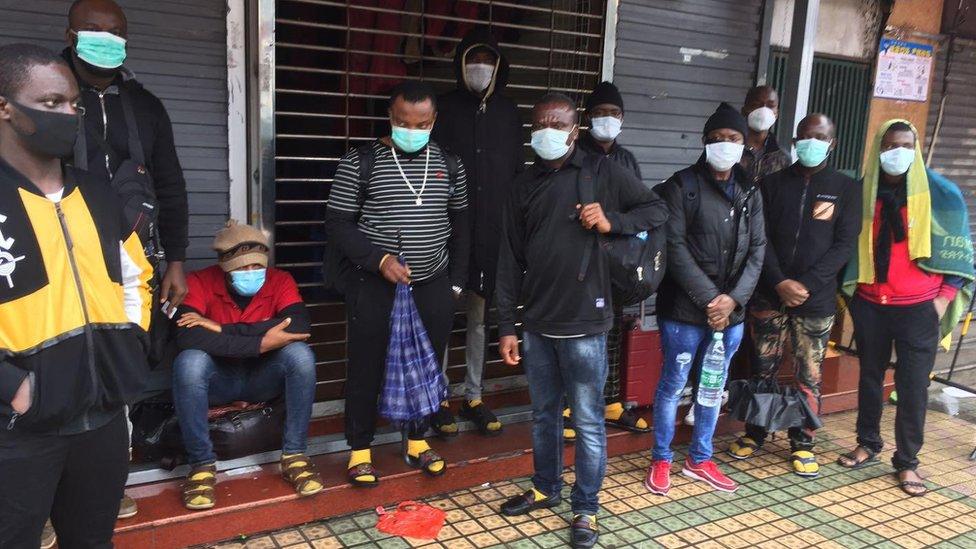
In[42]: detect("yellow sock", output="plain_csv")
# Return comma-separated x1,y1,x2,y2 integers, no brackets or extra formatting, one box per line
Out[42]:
407,439,444,473
531,488,549,502
605,402,624,421
469,399,502,431
282,453,323,494
348,449,375,483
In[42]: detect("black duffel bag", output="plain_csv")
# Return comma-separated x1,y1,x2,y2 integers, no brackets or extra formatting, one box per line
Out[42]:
131,398,285,469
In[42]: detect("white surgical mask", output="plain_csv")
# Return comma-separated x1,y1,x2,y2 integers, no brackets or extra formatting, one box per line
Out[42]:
464,63,495,93
747,106,777,132
531,127,574,160
705,142,744,171
880,147,915,176
589,116,622,142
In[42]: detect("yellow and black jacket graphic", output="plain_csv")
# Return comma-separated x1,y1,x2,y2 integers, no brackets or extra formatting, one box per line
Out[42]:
0,160,152,434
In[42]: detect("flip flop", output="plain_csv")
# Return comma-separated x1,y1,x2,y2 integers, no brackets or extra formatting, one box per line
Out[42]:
837,446,879,469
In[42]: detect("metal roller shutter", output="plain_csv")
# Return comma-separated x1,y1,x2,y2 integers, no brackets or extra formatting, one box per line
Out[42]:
0,0,230,266
927,37,976,235
612,0,765,185
273,0,608,414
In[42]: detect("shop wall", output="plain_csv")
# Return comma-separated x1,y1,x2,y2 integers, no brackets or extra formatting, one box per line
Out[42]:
0,0,230,266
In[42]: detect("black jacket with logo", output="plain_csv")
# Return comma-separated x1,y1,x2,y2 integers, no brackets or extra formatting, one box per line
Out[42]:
0,161,152,435
63,49,189,262
495,148,667,337
655,160,766,327
431,29,523,298
755,164,862,317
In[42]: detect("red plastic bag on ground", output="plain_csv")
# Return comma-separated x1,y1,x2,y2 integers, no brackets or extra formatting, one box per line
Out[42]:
375,501,446,540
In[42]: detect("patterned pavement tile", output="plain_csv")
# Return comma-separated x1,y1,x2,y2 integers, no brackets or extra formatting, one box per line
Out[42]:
202,407,976,549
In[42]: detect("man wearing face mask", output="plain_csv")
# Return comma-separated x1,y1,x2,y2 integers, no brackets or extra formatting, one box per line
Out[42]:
740,85,791,183
838,120,974,497
63,0,190,322
646,103,765,497
325,81,469,485
0,43,153,547
171,220,317,510
495,93,665,548
572,81,649,436
727,114,861,477
429,28,521,439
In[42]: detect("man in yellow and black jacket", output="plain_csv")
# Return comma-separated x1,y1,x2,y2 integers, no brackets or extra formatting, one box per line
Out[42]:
0,43,152,548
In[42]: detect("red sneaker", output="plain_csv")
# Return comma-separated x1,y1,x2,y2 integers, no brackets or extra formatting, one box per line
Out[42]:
682,459,738,493
644,459,672,495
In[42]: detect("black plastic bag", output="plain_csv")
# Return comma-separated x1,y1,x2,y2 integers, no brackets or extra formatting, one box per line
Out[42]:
727,378,823,432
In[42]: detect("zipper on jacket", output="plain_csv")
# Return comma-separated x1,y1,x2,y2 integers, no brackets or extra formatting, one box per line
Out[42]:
55,202,99,431
789,176,811,265
97,91,113,177
6,371,35,430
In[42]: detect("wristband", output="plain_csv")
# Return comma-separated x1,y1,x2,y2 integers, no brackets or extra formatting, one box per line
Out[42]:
379,253,393,270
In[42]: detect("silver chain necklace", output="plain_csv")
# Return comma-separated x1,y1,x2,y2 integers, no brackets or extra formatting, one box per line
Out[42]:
391,146,429,206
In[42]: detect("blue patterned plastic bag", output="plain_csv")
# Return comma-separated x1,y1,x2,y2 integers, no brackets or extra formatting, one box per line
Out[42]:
379,282,447,427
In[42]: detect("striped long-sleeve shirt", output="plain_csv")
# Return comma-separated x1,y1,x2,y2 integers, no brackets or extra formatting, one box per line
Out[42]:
325,140,470,284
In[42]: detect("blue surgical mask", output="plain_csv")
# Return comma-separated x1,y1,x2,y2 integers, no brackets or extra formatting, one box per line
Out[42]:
795,138,831,167
531,127,575,160
391,126,431,153
230,268,266,297
73,30,127,70
880,147,915,176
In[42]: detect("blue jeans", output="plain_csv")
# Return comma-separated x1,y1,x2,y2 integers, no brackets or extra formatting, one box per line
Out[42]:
653,320,743,464
172,342,317,465
522,331,608,516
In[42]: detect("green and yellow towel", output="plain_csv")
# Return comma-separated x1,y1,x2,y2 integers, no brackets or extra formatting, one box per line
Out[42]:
842,119,975,350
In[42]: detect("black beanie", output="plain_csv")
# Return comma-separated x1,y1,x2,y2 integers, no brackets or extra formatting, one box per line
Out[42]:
703,102,748,138
585,81,624,113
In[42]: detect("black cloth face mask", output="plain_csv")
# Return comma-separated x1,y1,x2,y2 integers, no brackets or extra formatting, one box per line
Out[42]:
8,100,78,159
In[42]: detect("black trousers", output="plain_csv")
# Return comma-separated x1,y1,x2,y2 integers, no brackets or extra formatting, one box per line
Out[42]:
344,270,453,450
0,412,128,549
851,296,939,471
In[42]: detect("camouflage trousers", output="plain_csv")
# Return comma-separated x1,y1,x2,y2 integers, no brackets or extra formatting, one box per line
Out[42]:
745,309,834,450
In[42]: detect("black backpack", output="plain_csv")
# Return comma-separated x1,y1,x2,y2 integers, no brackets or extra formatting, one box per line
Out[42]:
73,86,160,262
322,142,460,296
576,154,667,306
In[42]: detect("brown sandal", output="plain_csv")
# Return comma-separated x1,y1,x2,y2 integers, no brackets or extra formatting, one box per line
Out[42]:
182,463,217,510
281,454,324,497
895,471,929,497
347,462,380,488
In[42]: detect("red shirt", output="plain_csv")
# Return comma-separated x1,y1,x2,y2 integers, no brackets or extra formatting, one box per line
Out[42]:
858,203,958,305
183,265,304,323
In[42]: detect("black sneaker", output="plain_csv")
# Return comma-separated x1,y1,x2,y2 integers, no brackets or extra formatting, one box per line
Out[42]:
571,514,598,548
429,405,458,439
459,400,503,436
500,489,561,516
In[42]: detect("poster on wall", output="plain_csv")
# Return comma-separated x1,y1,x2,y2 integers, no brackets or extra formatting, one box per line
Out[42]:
873,38,934,102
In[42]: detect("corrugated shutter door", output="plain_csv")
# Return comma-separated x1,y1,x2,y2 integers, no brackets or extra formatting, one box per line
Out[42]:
612,0,764,184
273,1,607,413
926,37,976,235
0,0,229,266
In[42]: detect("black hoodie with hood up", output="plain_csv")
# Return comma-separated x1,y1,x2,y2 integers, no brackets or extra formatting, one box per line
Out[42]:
431,28,523,298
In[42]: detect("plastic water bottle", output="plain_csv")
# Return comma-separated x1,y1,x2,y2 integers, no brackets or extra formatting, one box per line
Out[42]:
697,332,726,408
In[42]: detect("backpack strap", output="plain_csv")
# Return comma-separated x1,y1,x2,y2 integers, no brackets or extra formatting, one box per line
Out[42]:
433,142,461,198
576,153,604,282
675,167,701,222
118,86,146,166
354,143,375,207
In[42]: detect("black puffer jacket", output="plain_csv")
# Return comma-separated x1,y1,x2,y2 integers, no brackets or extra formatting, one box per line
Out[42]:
431,28,523,297
655,160,766,327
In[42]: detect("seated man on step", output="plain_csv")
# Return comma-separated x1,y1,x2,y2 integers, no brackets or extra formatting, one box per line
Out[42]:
172,220,318,510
